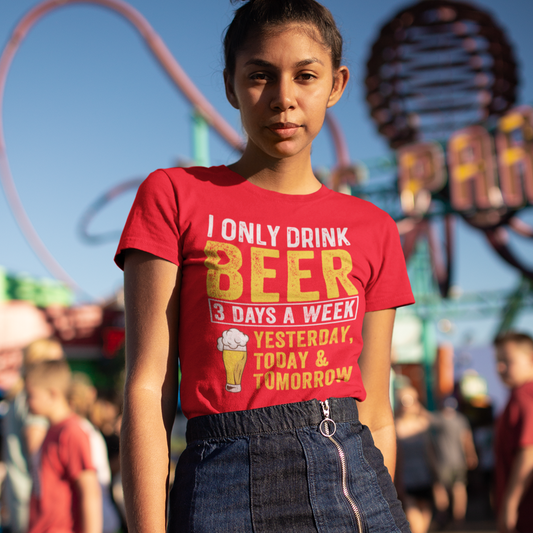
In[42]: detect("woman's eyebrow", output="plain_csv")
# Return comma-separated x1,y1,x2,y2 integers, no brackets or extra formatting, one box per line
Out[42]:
243,58,273,67
243,57,324,68
294,57,323,67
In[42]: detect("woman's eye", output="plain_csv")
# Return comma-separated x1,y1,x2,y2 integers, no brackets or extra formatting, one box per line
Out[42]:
250,73,270,81
298,73,316,81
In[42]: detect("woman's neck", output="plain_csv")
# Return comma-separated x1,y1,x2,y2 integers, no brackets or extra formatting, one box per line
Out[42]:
228,148,322,195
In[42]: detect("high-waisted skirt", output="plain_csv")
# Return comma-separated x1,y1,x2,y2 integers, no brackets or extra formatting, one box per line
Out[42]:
167,397,411,532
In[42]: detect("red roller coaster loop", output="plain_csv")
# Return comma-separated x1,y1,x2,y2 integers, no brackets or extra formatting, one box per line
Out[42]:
0,0,247,294
0,0,356,296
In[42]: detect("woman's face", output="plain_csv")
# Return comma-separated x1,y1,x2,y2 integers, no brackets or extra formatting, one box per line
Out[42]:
225,24,348,164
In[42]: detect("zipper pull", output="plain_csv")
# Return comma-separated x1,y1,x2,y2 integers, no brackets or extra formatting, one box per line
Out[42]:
319,399,337,437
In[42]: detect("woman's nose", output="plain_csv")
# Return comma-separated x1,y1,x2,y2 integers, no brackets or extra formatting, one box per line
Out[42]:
270,77,295,111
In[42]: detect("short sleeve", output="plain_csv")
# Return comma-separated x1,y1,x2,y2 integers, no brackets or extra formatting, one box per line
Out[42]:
516,390,533,448
59,422,94,481
114,169,180,270
364,214,415,312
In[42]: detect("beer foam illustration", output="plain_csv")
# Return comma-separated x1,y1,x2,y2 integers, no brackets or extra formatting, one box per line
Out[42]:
217,328,249,352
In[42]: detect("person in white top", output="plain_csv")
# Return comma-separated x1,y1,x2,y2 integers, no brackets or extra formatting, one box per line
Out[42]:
69,373,120,533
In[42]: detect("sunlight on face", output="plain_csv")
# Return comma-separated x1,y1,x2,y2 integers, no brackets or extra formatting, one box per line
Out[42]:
227,23,346,163
26,383,53,418
496,341,533,388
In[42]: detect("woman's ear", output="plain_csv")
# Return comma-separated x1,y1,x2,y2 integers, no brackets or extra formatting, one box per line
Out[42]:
224,69,240,110
327,66,350,108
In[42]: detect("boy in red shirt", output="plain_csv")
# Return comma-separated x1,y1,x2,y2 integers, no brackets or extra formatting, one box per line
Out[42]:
494,332,533,533
25,360,102,533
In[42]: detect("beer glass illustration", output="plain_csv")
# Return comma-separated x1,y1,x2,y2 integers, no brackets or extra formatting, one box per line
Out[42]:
217,328,249,393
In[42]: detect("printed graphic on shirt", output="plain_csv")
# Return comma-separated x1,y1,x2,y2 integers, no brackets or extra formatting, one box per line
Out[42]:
249,327,355,392
205,215,360,395
217,328,249,393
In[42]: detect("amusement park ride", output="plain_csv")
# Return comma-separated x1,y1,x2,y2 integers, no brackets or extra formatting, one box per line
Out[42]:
0,0,532,402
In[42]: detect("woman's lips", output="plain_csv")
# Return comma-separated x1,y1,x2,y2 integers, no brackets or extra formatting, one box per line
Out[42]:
268,122,301,138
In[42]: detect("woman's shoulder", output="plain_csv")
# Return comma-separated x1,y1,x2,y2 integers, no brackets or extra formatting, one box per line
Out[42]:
326,187,385,210
325,188,398,226
146,165,239,187
134,165,241,203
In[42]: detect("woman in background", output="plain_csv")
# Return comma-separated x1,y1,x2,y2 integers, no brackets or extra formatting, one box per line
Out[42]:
395,385,436,533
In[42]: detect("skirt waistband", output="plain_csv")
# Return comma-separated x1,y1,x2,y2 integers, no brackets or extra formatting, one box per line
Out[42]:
185,397,359,442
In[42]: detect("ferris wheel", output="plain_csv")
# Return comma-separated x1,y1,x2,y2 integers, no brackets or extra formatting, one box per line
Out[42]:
0,0,531,343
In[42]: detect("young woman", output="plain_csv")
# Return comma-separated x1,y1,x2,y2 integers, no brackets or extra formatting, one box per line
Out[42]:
115,1,414,531
395,386,436,533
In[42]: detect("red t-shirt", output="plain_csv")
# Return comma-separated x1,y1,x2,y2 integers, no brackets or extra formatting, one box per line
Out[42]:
115,166,414,419
29,415,95,533
495,381,533,532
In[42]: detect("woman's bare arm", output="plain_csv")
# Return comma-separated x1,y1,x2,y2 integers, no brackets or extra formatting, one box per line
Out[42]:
121,250,181,533
356,308,397,479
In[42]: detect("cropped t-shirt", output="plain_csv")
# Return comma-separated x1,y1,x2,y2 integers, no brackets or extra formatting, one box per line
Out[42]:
115,166,414,419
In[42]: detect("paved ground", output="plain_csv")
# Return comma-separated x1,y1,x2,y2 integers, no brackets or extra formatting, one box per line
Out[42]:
427,476,498,533
429,519,497,532
430,520,498,533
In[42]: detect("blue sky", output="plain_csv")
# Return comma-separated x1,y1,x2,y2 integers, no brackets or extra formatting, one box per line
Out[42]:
1,0,532,348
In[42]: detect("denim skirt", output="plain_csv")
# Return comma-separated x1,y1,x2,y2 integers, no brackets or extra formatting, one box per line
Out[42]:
167,397,410,532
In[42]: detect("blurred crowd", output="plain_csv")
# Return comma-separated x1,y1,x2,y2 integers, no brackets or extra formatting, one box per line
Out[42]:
394,330,533,533
0,331,532,532
0,337,126,533
395,384,485,532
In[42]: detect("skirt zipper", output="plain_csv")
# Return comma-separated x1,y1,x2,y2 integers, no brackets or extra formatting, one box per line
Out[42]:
319,400,364,533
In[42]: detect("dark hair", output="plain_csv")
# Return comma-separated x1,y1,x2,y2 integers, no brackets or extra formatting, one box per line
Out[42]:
494,331,533,351
223,0,343,76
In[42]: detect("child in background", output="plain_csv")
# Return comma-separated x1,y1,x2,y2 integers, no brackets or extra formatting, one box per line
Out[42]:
2,337,64,533
69,373,121,533
25,360,102,533
494,331,533,533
